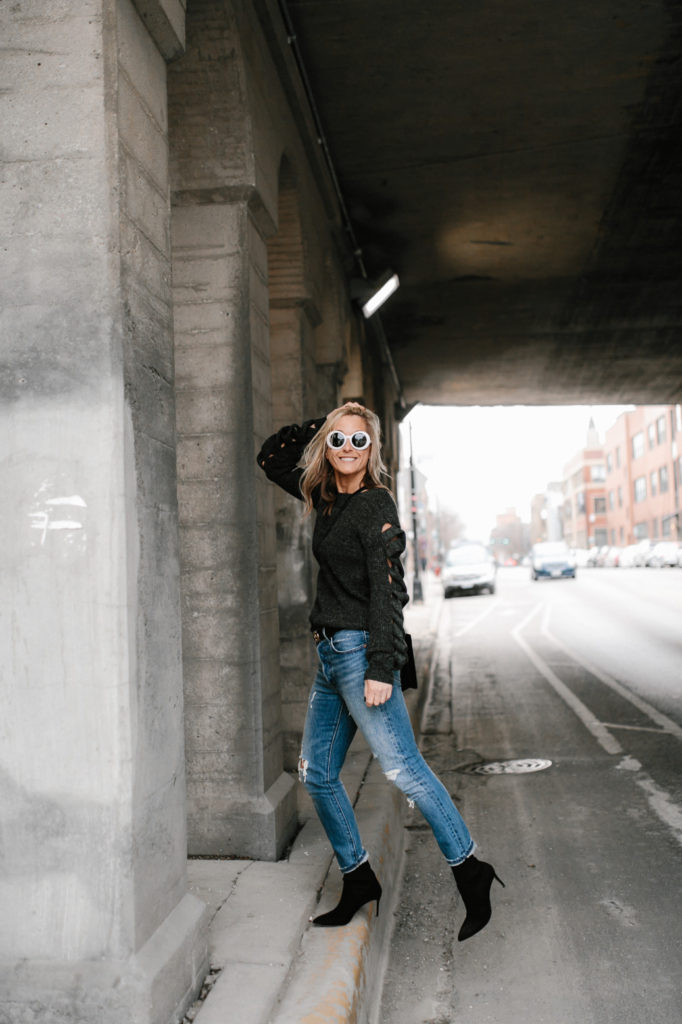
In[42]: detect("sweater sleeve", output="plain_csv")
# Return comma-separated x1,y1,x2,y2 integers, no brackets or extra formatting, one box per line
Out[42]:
358,489,410,683
256,417,326,500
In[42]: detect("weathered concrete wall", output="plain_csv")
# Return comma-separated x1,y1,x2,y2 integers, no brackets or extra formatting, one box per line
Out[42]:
168,0,302,857
0,1,207,1021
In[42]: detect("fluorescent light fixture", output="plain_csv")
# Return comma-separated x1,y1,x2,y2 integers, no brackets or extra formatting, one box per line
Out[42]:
356,269,400,318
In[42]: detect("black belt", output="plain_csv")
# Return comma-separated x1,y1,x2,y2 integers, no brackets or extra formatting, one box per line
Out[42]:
312,627,339,644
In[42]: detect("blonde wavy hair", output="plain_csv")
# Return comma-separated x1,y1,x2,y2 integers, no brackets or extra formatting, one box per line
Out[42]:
299,402,389,514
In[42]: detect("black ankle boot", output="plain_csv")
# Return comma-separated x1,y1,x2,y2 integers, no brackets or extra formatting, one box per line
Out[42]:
311,860,382,927
451,855,504,941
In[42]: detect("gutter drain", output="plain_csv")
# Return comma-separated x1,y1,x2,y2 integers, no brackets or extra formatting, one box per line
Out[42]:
458,758,553,775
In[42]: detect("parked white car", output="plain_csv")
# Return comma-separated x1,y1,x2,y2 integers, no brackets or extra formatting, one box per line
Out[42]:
441,543,497,596
631,540,655,566
603,546,624,567
572,548,591,568
646,541,680,567
618,544,640,568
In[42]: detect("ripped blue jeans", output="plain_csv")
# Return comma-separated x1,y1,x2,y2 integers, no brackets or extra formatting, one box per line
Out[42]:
299,629,474,873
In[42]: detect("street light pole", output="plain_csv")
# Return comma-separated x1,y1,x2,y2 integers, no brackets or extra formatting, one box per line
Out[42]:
409,421,423,602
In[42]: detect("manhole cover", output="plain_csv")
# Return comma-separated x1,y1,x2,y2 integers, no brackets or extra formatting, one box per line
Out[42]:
459,758,553,775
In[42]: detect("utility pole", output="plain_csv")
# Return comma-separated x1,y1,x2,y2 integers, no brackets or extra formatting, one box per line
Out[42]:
409,421,423,602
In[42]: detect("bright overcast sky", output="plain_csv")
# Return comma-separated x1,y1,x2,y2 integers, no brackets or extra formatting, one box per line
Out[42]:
401,404,633,539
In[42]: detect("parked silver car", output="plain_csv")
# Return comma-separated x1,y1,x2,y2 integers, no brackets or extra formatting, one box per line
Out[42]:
441,543,497,597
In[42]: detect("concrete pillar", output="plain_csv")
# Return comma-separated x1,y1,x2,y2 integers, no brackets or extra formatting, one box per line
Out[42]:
267,164,320,767
172,197,297,857
168,0,298,859
0,1,208,1022
269,305,319,767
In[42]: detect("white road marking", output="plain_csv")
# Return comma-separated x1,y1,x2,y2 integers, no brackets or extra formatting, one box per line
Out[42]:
514,603,682,848
602,723,668,733
453,599,500,637
542,606,682,742
512,604,623,755
635,772,682,848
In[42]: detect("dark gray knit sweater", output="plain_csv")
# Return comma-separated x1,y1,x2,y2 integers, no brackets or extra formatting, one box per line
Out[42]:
257,418,409,683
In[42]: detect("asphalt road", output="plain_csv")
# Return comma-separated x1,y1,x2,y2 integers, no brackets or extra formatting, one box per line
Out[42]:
378,567,682,1024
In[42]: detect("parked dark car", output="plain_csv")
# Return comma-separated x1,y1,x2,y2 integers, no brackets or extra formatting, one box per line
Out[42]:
531,541,576,580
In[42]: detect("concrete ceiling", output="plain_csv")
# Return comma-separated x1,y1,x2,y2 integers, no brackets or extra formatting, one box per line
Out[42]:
287,0,682,406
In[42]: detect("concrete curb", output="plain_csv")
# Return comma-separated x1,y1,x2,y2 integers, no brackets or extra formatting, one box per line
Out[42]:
268,761,405,1024
186,580,443,1024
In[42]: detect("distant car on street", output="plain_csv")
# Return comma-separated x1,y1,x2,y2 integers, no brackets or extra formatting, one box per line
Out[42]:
632,539,655,566
531,541,576,580
602,546,623,567
572,548,591,568
618,544,640,568
441,543,497,597
646,541,680,567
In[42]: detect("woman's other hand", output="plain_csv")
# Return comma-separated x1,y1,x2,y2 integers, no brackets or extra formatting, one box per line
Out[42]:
364,679,393,706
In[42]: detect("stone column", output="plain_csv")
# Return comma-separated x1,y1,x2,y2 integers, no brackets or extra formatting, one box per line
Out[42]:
168,0,297,858
0,2,208,1022
269,304,320,767
172,197,297,858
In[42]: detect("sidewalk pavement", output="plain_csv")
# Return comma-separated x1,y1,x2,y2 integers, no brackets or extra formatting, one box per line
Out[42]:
183,576,444,1024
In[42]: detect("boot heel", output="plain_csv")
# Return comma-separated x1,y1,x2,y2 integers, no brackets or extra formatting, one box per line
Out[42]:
452,857,503,942
312,861,382,927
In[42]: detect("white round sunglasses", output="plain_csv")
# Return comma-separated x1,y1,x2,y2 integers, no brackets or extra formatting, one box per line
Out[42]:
326,429,372,451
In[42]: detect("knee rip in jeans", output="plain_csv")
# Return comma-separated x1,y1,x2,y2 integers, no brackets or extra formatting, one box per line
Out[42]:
298,755,309,784
384,767,416,809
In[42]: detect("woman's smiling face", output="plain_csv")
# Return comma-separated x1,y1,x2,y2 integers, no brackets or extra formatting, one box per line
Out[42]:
325,414,371,489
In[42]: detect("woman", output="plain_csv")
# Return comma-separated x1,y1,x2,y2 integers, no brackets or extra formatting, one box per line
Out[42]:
257,402,503,939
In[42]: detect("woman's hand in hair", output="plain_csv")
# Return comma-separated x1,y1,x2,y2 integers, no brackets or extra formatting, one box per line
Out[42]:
364,679,393,706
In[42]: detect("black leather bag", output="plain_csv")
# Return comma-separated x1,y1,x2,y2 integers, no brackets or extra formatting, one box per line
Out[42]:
400,633,418,690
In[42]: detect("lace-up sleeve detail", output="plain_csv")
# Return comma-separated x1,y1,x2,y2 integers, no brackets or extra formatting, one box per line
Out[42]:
256,417,325,499
380,523,410,669
358,490,410,683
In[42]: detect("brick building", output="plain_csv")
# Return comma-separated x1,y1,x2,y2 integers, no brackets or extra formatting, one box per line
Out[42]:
561,420,608,549
604,406,682,544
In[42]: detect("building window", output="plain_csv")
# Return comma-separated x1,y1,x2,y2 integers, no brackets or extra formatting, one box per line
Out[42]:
610,528,616,544
594,528,608,546
632,432,644,459
634,476,647,503
662,516,672,537
591,464,605,482
648,423,656,449
617,486,623,507
606,452,613,473
652,518,659,539
577,491,585,514
608,490,615,510
657,415,666,444
616,446,621,468
593,496,606,514
619,526,624,543
660,465,669,493
634,521,649,539
650,471,657,497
